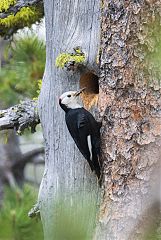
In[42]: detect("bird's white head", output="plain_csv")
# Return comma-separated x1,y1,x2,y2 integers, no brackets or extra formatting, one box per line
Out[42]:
59,88,85,112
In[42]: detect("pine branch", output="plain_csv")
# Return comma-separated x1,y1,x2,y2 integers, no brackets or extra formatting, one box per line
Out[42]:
0,0,43,19
0,100,40,133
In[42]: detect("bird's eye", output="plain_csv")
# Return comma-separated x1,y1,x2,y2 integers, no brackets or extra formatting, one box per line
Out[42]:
67,94,71,98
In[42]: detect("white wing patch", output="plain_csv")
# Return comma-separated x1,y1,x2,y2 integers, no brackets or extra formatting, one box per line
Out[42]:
87,135,92,160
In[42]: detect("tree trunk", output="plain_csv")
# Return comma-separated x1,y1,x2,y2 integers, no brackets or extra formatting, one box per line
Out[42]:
38,0,101,239
95,1,161,239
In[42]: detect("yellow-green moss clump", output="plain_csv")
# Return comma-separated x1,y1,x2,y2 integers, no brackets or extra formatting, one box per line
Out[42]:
56,48,85,69
0,1,44,37
0,0,16,12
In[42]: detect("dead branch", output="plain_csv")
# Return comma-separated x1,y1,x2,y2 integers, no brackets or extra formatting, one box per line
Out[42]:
0,100,40,133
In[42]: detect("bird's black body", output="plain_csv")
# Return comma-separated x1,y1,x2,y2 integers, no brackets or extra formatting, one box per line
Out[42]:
64,107,101,178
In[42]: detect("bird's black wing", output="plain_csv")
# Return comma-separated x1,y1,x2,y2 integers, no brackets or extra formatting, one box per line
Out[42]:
65,109,94,171
77,112,91,158
79,110,101,178
65,108,101,176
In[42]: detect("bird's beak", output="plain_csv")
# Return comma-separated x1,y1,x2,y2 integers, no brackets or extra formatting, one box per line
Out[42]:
74,87,86,97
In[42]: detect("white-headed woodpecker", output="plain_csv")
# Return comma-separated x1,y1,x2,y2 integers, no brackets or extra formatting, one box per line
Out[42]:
59,88,101,179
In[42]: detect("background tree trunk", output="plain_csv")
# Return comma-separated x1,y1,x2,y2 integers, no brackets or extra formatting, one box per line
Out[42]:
38,0,101,239
0,130,22,194
95,1,161,239
0,37,8,68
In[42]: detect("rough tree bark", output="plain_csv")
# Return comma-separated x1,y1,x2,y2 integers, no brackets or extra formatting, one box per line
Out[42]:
38,0,101,239
95,1,161,239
